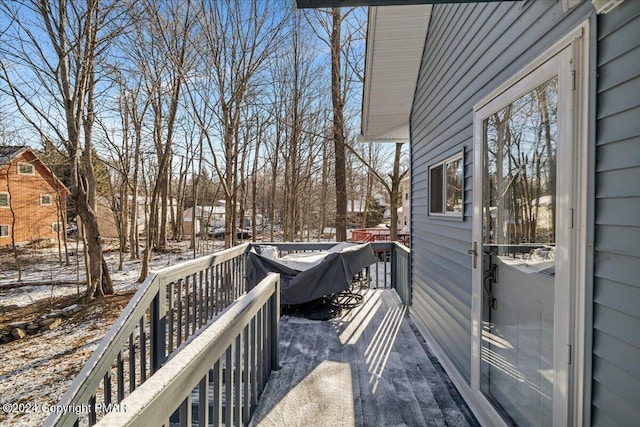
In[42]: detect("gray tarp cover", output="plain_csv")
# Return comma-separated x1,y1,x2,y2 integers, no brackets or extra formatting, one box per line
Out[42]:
246,242,378,305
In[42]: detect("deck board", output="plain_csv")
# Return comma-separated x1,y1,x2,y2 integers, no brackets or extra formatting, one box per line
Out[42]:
249,289,478,427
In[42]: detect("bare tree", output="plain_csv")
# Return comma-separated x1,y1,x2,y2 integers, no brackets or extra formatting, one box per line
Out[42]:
2,165,21,280
330,7,348,241
0,0,134,298
345,141,408,240
192,0,288,248
307,7,365,242
119,0,196,281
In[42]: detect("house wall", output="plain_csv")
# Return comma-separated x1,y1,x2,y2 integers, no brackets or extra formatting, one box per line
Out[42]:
95,197,119,238
399,177,410,232
0,150,66,245
592,1,640,424
410,0,593,385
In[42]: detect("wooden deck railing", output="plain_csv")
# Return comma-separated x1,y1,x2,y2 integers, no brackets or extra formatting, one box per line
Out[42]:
95,273,280,427
45,243,251,427
45,241,410,426
351,228,411,248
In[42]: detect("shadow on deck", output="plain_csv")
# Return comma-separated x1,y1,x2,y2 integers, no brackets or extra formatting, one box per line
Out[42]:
249,289,479,427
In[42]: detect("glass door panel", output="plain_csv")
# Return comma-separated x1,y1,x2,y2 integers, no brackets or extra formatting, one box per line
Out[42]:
480,76,558,426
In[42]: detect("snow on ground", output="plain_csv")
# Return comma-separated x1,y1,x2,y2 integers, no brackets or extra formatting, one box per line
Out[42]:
0,239,225,426
0,238,386,426
0,239,226,308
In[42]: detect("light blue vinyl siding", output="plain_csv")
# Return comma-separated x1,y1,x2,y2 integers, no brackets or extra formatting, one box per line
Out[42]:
409,0,593,385
592,1,640,425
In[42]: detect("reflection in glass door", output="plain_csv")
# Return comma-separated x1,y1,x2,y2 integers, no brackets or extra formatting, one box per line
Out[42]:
480,77,558,426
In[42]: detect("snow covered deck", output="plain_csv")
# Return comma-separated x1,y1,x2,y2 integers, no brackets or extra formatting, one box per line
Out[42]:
250,289,478,427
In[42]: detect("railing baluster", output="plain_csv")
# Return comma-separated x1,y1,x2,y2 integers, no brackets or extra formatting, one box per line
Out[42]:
225,262,230,308
192,273,197,334
256,306,263,398
220,263,225,311
214,265,220,316
375,253,380,288
178,394,191,427
242,253,247,294
225,344,233,427
205,268,210,320
177,278,183,346
213,360,222,427
150,288,164,373
168,281,174,352
198,271,209,328
271,288,280,372
263,305,270,385
128,334,136,393
243,324,250,424
88,394,97,426
250,316,257,413
262,303,271,384
185,275,190,340
116,350,124,402
198,373,209,427
234,334,241,426
224,261,233,308
384,251,389,288
139,317,146,382
212,266,216,318
104,371,112,407
232,257,236,300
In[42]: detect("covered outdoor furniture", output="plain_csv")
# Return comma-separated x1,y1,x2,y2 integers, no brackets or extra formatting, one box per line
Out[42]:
246,242,378,306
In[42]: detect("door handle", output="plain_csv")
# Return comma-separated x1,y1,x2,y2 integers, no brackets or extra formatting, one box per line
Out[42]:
468,241,478,269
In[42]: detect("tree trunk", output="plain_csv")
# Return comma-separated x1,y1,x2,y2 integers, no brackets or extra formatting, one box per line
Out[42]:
389,143,403,241
4,167,22,281
251,123,261,241
331,8,347,242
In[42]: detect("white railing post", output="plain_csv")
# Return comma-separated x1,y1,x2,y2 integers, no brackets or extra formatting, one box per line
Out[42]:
270,276,280,371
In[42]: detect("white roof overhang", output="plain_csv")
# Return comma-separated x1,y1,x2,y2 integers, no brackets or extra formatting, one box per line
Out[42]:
359,5,431,143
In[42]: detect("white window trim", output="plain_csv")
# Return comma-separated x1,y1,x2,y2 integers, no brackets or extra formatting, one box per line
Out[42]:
470,22,590,426
0,192,9,208
0,224,9,237
428,151,464,217
17,162,35,176
40,194,53,206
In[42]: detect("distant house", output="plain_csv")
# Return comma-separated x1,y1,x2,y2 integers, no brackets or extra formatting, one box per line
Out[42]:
183,202,226,236
0,146,68,246
81,195,177,239
398,176,410,233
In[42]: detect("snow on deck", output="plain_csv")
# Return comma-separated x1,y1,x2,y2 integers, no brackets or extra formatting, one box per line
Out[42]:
249,289,478,427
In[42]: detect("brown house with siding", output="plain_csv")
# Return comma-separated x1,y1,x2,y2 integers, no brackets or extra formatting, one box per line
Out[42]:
0,146,68,246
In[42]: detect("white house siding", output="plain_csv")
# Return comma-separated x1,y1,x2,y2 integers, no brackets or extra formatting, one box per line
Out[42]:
410,0,593,386
592,1,640,425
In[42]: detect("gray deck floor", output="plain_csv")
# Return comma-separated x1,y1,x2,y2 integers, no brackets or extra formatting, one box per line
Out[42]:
249,289,479,427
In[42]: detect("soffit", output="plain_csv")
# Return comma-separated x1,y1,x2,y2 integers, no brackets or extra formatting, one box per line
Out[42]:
360,5,431,143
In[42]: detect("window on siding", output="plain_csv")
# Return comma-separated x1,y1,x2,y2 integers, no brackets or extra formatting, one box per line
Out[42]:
0,192,8,208
40,194,52,205
0,225,8,237
429,151,464,217
17,162,35,175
